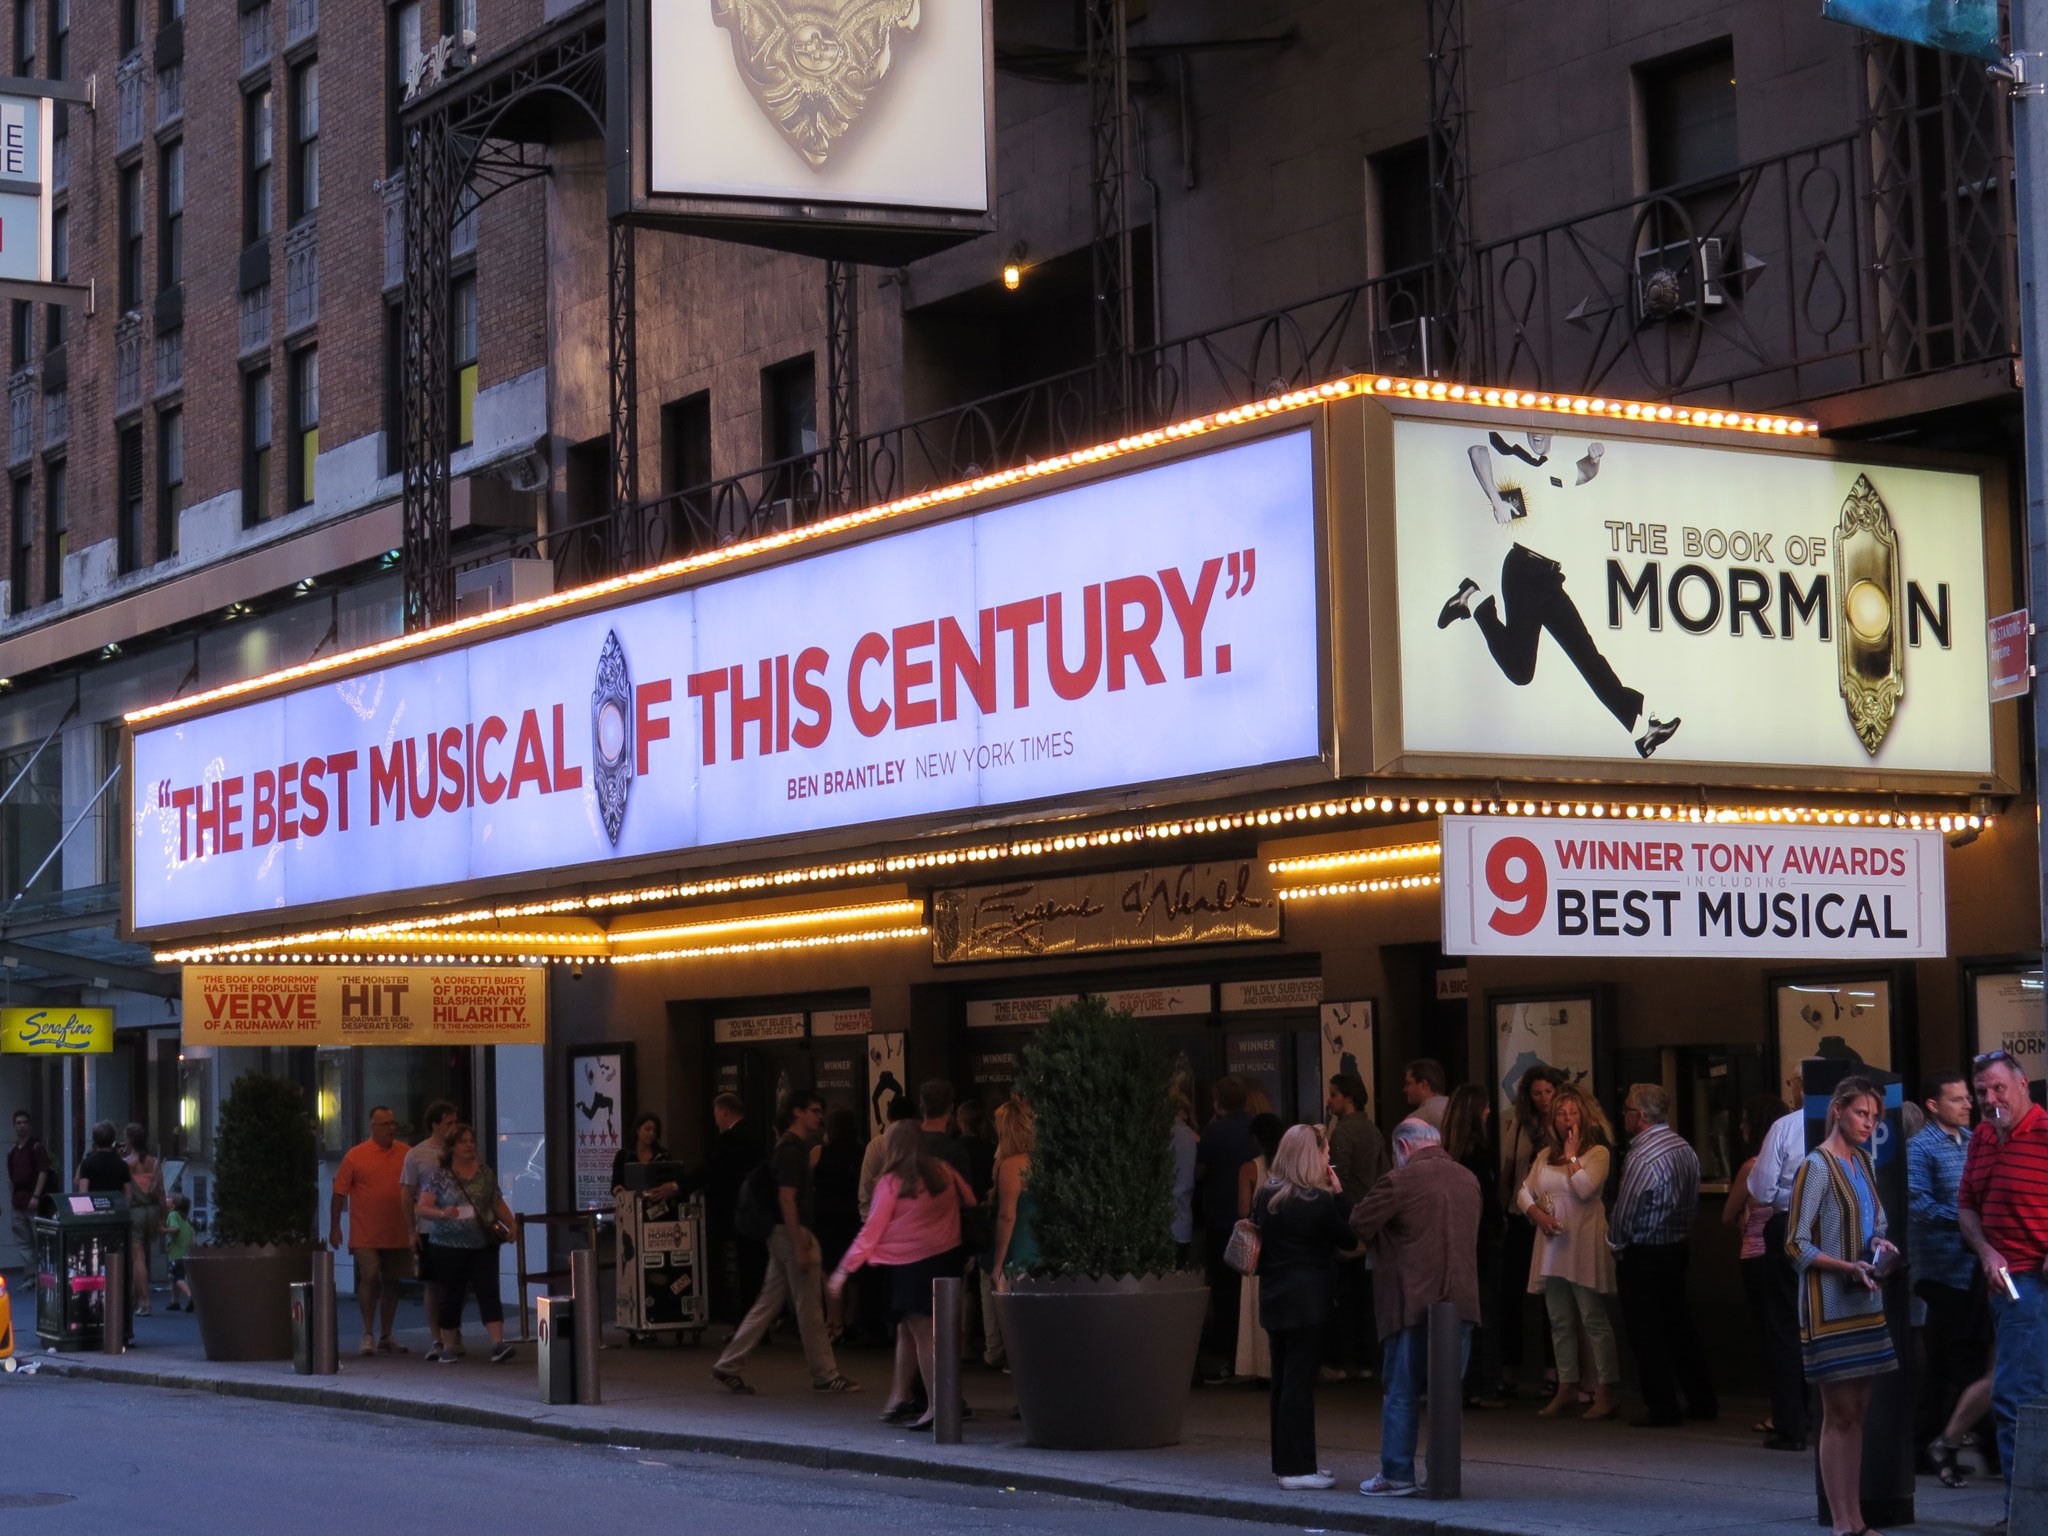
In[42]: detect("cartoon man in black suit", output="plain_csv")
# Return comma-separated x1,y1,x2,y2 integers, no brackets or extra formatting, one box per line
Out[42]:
1436,432,1681,759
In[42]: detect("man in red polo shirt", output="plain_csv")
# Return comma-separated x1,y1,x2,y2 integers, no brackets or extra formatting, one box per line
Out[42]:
330,1106,414,1357
1959,1050,2048,1521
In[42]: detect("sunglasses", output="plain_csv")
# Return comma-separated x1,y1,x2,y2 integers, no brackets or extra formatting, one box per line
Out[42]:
1975,1050,2017,1070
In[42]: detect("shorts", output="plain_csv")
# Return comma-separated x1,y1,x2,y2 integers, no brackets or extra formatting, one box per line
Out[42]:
353,1247,417,1284
167,1259,187,1282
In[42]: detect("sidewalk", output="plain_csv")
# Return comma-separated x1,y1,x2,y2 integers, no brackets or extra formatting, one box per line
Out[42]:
18,1297,2007,1535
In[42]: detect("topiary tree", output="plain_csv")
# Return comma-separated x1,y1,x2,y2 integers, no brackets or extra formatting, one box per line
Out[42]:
1014,994,1177,1279
211,1071,318,1248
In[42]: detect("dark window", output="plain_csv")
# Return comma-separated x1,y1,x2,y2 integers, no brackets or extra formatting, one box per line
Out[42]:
13,0,34,75
118,163,144,309
156,405,181,560
1641,41,1738,191
243,367,271,526
0,729,61,901
1368,138,1435,277
290,345,317,508
762,355,818,513
44,204,62,347
159,0,180,19
8,475,28,613
8,301,27,370
289,58,318,222
119,0,139,54
660,391,712,496
117,422,144,573
451,273,475,447
387,0,421,170
158,138,182,290
245,86,273,243
47,0,63,78
41,457,62,603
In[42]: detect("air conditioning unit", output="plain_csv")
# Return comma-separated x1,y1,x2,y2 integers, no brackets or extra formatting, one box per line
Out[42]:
1634,237,1727,320
455,557,554,619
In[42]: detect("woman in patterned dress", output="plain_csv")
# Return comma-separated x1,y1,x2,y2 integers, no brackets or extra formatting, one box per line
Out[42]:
1787,1076,1900,1536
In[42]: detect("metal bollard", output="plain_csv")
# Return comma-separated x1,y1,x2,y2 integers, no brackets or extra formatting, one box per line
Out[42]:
101,1248,126,1355
931,1276,963,1445
309,1249,339,1375
569,1247,602,1405
1425,1299,1462,1500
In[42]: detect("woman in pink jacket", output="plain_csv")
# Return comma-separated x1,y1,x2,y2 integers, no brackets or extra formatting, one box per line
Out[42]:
828,1119,976,1429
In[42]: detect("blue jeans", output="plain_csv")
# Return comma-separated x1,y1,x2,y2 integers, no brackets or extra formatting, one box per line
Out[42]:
1991,1270,2048,1500
1380,1318,1474,1484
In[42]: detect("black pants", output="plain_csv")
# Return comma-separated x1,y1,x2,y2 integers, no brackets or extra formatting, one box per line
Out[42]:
1269,1324,1324,1476
1465,1238,1503,1398
1617,1242,1716,1420
1914,1277,1990,1448
1475,544,1644,730
433,1242,503,1331
1204,1243,1242,1367
1327,1261,1373,1375
1498,1219,1539,1377
1757,1213,1810,1440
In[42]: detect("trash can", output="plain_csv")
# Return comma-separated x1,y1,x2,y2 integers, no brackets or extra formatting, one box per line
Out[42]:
34,1193,130,1352
536,1294,574,1405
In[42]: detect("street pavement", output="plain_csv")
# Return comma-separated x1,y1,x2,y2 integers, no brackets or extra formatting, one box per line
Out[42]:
3,1287,2012,1536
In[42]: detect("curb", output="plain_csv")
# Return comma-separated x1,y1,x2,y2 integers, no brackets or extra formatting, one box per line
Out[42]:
43,1358,1454,1535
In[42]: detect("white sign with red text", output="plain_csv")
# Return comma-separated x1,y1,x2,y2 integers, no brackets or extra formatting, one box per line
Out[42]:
128,430,1322,935
1440,814,1946,959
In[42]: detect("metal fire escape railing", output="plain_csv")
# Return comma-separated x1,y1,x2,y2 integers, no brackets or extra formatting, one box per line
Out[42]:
1425,0,1474,377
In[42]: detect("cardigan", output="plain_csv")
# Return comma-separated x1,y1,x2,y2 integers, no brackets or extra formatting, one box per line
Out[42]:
1517,1144,1614,1294
1786,1145,1888,1337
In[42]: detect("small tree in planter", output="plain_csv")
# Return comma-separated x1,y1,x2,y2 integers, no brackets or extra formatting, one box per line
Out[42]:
995,995,1209,1450
188,1071,319,1361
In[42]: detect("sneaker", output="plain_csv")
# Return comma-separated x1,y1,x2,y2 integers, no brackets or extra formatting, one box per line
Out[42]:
489,1342,516,1364
1277,1473,1336,1490
422,1343,447,1364
1359,1475,1418,1498
812,1375,862,1393
711,1368,755,1395
430,1346,458,1366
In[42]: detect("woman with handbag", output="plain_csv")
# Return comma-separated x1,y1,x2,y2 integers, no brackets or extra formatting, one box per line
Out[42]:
1250,1122,1357,1491
827,1119,976,1430
415,1124,518,1364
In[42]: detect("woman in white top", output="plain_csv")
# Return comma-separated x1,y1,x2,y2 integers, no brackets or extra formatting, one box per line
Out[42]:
1516,1082,1619,1420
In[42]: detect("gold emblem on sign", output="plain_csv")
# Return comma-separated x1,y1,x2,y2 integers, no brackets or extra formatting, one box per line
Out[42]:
711,0,921,169
1834,474,1905,755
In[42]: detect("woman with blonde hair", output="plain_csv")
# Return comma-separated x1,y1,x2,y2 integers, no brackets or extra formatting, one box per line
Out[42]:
829,1119,976,1429
976,1099,1039,1372
1517,1081,1620,1419
1252,1122,1357,1490
1788,1076,1898,1536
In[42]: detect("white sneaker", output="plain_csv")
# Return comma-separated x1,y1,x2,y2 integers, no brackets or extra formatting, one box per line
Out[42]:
1359,1474,1418,1497
1277,1473,1336,1491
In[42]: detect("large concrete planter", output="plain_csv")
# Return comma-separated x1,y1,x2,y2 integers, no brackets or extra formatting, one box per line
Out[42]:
994,1270,1208,1450
186,1245,314,1362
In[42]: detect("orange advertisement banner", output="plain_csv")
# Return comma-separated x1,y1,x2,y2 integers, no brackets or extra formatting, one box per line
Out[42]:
182,966,547,1047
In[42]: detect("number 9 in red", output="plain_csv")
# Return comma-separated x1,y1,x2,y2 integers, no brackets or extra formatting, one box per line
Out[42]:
1484,836,1547,937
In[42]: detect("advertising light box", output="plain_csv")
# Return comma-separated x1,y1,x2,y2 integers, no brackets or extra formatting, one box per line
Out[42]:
129,430,1325,937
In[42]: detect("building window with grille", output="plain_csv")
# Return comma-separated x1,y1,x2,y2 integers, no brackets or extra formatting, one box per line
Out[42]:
8,474,27,613
14,0,34,75
245,85,273,243
158,137,182,290
290,345,317,508
387,0,421,170
117,421,143,572
156,405,181,560
452,273,476,447
118,163,143,309
289,57,318,223
41,456,62,602
243,367,271,526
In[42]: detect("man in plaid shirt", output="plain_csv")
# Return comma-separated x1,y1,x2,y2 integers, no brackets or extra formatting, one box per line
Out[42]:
1609,1083,1715,1427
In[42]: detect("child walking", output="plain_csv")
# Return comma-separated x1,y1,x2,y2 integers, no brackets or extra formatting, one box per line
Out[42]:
163,1194,195,1312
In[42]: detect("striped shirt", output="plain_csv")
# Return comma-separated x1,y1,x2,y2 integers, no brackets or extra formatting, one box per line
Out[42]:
1960,1103,2048,1272
1609,1122,1700,1250
1907,1120,1974,1291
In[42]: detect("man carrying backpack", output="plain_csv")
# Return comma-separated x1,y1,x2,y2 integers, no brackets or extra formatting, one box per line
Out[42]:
712,1090,860,1395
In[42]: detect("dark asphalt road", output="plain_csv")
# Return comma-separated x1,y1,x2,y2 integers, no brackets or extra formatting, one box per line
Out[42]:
2,1377,1286,1536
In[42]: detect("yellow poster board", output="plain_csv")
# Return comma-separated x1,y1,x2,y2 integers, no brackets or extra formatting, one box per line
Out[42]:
181,966,546,1047
0,1006,113,1054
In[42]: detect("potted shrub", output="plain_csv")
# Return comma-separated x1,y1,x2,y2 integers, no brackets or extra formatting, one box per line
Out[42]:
992,995,1208,1450
186,1071,319,1362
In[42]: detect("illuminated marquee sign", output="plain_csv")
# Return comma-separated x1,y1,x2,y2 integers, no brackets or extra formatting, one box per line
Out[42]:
128,430,1324,937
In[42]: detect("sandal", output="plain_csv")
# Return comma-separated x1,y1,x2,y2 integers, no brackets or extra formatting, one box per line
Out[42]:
1928,1438,1968,1488
1751,1419,1774,1435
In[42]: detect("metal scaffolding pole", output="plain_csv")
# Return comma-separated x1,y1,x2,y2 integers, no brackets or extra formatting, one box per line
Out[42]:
1425,0,1473,377
402,109,454,632
825,258,862,511
1087,0,1135,428
608,217,640,572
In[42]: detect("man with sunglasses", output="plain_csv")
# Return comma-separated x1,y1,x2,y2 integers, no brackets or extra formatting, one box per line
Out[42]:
1959,1049,2048,1528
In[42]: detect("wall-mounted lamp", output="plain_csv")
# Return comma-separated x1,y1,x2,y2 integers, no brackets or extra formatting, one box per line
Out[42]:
1002,242,1028,291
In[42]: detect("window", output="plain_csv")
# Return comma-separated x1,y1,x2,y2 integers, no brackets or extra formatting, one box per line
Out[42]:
1367,138,1435,278
117,422,143,572
243,367,271,525
119,0,140,55
158,138,182,289
156,406,181,560
13,0,33,75
159,0,181,19
0,729,62,902
47,0,63,77
245,86,273,243
1640,41,1738,192
8,301,25,370
660,391,712,496
451,274,476,446
8,475,27,613
387,0,421,169
289,58,318,222
762,355,817,512
118,163,144,309
41,457,62,602
290,346,317,508
44,205,63,347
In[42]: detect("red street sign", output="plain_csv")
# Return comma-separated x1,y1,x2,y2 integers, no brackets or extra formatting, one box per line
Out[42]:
1989,609,2031,702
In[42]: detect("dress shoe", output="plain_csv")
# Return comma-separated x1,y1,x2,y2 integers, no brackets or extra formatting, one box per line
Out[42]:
1437,579,1481,628
1635,714,1681,759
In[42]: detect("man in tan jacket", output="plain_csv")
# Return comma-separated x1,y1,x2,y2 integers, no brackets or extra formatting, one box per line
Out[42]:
1348,1118,1482,1498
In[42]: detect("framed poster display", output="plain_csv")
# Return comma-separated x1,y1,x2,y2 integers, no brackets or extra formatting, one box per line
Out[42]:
1964,958,2045,1098
1487,987,1611,1179
1769,970,1908,1106
867,1033,907,1137
568,1043,635,1211
1317,1000,1375,1120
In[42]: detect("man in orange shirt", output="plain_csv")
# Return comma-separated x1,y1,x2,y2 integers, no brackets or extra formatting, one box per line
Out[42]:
330,1106,414,1356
